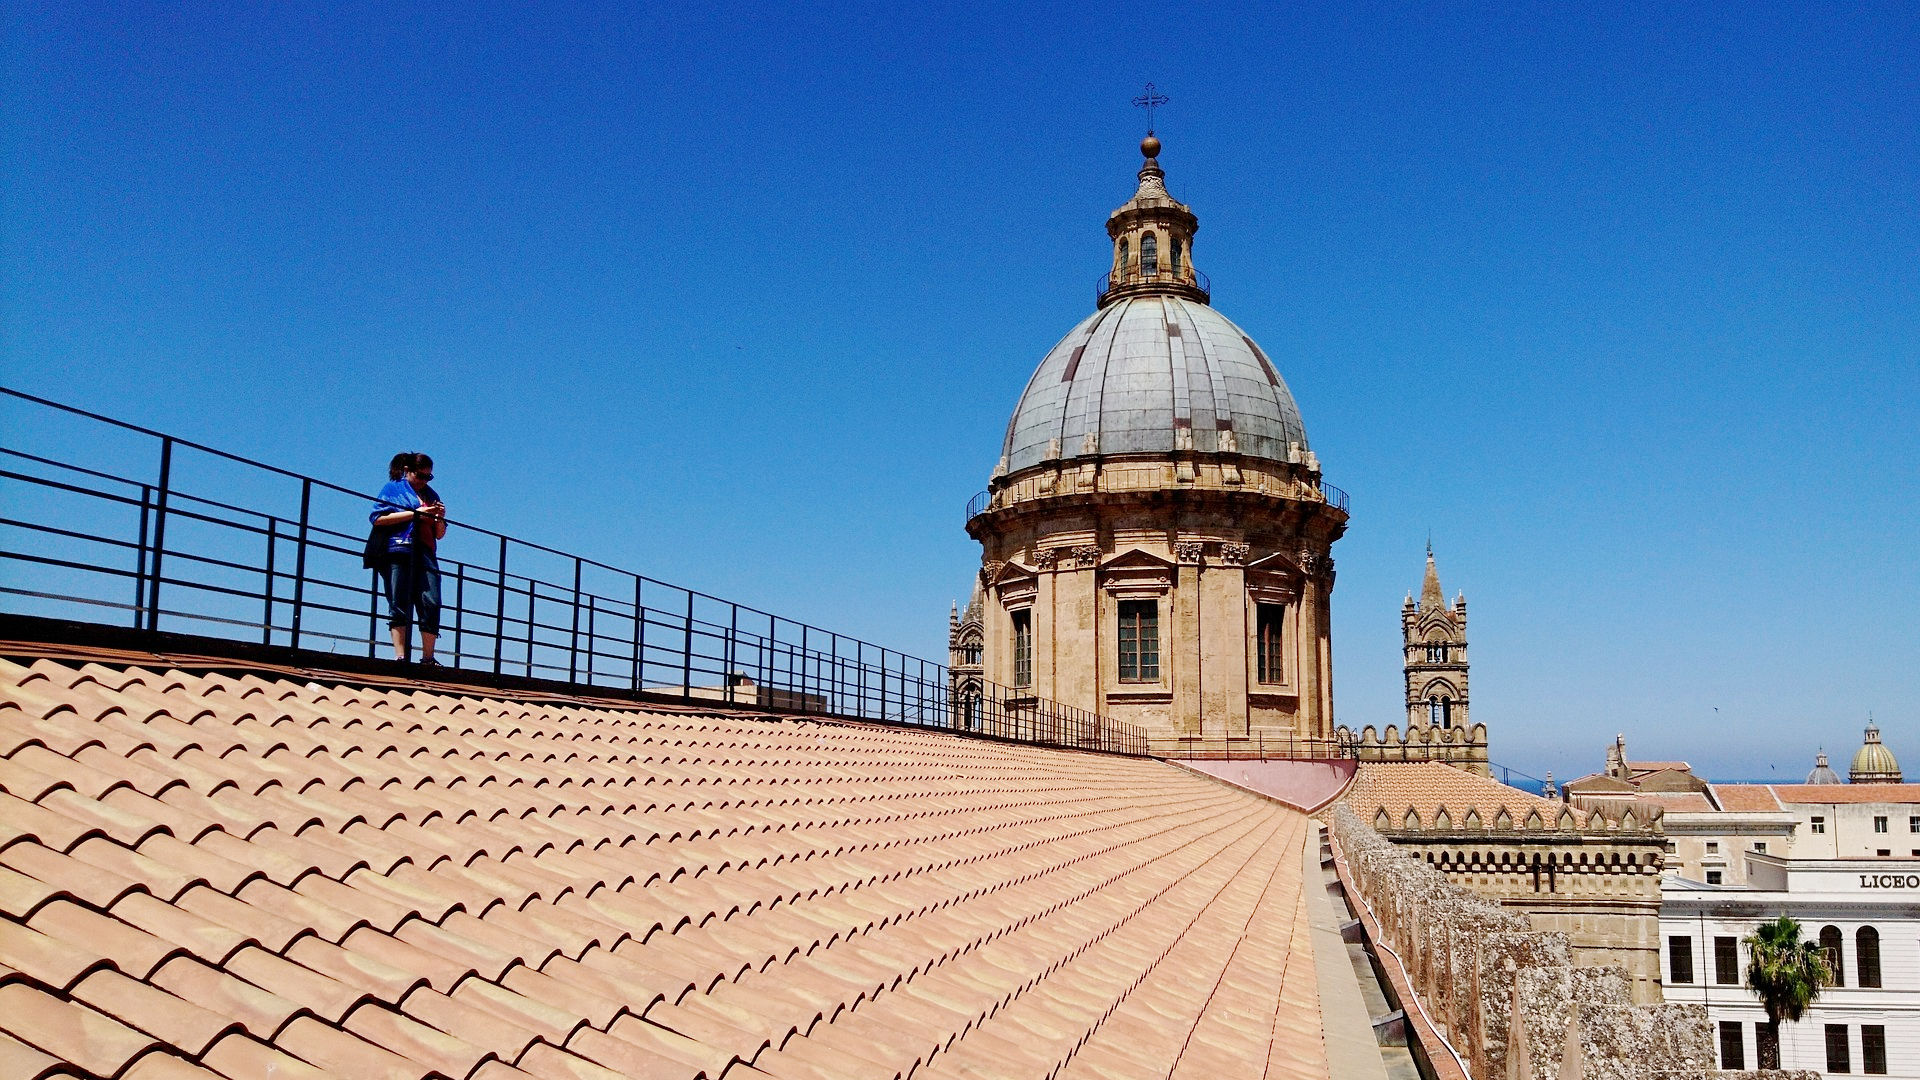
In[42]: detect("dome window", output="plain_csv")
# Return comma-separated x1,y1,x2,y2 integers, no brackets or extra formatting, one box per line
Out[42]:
1011,610,1032,688
1118,600,1159,681
1117,237,1129,271
1256,604,1285,683
1141,233,1158,275
1171,238,1183,275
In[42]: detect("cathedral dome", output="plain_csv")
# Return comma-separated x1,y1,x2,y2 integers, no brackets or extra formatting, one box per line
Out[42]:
1849,721,1902,784
997,297,1311,477
994,136,1311,480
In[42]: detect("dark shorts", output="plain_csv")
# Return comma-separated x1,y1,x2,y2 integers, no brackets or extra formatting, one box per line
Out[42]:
380,550,441,634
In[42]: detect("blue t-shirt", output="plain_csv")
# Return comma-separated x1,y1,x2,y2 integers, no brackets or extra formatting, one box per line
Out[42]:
369,480,442,554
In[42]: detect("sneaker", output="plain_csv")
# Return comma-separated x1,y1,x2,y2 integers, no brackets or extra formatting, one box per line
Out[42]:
418,657,443,669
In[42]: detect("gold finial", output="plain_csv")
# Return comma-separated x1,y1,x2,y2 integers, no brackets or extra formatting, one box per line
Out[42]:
1140,133,1161,159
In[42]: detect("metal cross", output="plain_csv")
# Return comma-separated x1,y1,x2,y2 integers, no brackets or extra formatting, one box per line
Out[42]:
1132,83,1169,132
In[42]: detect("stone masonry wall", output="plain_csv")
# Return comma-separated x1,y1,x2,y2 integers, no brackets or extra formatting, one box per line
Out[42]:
1328,805,1806,1080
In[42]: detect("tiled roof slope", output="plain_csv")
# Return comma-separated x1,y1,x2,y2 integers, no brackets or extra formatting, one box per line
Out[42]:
1771,783,1920,805
0,654,1332,1080
1705,785,1783,812
1341,762,1588,829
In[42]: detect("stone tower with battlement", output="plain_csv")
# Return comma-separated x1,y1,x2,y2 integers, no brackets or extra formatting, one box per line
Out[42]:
1340,547,1489,773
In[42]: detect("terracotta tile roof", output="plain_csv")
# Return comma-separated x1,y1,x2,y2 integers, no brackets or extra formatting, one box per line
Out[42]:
1341,762,1588,829
1631,792,1715,813
1708,785,1784,812
1771,783,1920,805
0,652,1337,1079
1625,761,1692,774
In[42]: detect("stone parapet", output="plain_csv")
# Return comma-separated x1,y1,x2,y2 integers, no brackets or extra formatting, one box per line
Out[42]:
1328,806,1804,1080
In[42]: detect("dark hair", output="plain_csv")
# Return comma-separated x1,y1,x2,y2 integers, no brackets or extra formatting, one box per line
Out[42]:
388,451,434,481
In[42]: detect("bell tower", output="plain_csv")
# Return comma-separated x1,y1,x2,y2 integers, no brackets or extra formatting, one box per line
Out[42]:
1403,544,1469,733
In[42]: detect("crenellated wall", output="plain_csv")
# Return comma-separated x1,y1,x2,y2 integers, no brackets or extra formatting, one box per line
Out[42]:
1346,720,1490,772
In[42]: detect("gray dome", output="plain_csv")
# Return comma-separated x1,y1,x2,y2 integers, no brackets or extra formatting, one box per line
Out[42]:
998,295,1310,476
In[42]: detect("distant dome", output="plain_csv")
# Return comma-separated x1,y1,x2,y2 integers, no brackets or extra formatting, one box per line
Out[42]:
1805,750,1840,785
997,296,1310,477
1849,722,1902,784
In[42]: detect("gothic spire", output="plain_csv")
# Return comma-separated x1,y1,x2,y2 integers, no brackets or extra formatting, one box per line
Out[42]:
1421,547,1445,610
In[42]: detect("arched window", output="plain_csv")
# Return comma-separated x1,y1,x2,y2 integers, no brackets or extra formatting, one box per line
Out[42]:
1819,925,1844,986
1429,697,1451,727
1141,233,1158,275
1857,926,1881,988
1117,238,1129,272
1171,237,1183,274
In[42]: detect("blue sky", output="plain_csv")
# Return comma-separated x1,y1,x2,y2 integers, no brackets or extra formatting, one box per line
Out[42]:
4,1,1916,781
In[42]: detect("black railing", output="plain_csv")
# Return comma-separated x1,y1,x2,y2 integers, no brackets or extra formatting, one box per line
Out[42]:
965,489,990,521
1096,266,1211,305
0,388,1146,757
1319,481,1349,513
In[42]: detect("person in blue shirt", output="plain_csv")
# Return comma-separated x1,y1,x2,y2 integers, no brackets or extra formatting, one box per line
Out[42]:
369,452,446,665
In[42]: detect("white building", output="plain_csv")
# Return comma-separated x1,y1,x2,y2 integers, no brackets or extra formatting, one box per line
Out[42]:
1661,856,1918,1075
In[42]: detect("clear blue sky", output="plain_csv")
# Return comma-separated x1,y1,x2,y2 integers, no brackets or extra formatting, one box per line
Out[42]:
5,2,1915,781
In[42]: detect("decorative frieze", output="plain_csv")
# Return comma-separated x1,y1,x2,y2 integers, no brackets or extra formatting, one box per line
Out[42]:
1217,542,1249,566
1173,541,1205,565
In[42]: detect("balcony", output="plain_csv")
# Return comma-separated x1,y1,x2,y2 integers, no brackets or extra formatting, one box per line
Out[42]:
1097,265,1210,307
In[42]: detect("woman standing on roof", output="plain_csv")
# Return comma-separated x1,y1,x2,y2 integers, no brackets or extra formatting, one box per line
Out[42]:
370,451,446,666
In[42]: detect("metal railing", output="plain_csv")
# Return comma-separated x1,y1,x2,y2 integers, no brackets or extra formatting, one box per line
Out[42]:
965,489,990,521
0,387,1146,757
1319,481,1349,512
1155,732,1350,761
1097,266,1211,305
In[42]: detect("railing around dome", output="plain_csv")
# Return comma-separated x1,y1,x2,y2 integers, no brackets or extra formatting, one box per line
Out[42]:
1096,266,1210,306
1319,481,1349,513
0,387,1148,758
965,489,990,521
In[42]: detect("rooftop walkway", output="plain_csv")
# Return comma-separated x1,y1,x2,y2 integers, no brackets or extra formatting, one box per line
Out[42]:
0,642,1382,1080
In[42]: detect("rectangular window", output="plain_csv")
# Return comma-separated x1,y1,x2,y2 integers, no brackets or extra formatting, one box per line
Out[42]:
1874,815,1888,833
1706,870,1723,885
1011,610,1032,688
1754,842,1767,854
1713,936,1739,984
1910,816,1918,832
1667,936,1694,984
1878,849,1891,857
1256,604,1285,683
1117,599,1159,682
1826,1024,1851,1074
1756,1025,1779,1072
1862,1025,1886,1075
1718,1021,1745,1070
1706,841,1719,853
1812,815,1826,833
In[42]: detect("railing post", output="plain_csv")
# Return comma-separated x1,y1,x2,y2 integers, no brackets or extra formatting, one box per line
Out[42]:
568,556,582,684
133,484,152,629
524,570,536,677
584,593,596,686
143,437,173,631
726,603,738,704
491,536,507,676
367,564,380,658
681,590,694,700
290,480,311,649
261,517,277,645
452,563,465,668
631,577,645,692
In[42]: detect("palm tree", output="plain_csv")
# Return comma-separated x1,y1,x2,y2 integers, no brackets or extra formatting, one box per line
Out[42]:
1743,915,1830,1069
